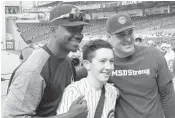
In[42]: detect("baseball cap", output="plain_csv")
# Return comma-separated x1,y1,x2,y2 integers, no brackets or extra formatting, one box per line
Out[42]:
49,4,91,27
106,13,135,34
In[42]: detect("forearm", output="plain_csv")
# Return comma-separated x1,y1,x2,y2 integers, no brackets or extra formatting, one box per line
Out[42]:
159,81,175,118
32,112,73,118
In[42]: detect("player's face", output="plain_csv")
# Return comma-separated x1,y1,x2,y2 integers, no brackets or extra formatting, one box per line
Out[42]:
110,28,135,57
89,48,114,83
54,25,84,52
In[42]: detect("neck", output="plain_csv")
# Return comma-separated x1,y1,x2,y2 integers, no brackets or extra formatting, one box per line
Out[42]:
47,37,69,58
86,73,104,90
114,48,135,59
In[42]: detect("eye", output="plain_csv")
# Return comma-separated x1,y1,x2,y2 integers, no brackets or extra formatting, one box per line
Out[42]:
110,59,114,63
109,59,114,64
100,60,106,63
116,33,125,38
128,30,133,35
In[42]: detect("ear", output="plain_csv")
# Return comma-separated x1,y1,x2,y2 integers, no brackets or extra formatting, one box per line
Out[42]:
50,27,55,33
107,33,113,45
107,33,111,39
83,60,90,71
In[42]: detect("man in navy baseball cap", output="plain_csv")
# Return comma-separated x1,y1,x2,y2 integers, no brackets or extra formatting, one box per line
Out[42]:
106,13,175,118
106,13,135,58
49,3,91,27
4,3,89,118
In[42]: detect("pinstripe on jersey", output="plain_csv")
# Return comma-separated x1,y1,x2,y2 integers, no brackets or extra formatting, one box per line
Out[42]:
57,78,119,118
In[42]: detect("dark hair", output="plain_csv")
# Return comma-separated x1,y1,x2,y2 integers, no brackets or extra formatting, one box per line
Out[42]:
82,39,113,62
135,37,142,42
25,40,33,44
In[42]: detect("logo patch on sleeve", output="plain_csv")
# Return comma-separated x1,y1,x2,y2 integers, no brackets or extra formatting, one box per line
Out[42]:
107,109,115,118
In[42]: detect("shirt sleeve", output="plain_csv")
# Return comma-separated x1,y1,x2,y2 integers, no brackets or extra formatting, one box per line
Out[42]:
158,81,175,118
156,49,173,87
3,71,46,118
57,85,81,115
156,49,175,118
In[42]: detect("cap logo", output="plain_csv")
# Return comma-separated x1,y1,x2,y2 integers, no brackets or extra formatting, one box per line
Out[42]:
118,16,127,24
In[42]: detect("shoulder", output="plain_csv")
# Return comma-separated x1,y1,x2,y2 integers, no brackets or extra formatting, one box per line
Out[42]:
17,48,50,74
64,78,87,94
105,83,120,98
137,45,163,58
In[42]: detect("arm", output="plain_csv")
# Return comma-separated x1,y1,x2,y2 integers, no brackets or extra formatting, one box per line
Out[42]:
3,71,46,118
4,71,78,118
158,81,175,118
156,50,175,118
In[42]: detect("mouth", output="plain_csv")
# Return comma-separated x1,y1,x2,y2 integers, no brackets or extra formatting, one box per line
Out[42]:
101,72,111,77
70,39,80,49
122,42,133,47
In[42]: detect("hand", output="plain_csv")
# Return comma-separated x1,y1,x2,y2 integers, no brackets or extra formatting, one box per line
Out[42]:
69,96,88,118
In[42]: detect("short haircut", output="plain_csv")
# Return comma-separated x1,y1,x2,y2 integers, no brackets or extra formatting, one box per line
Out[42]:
82,39,113,62
135,37,142,42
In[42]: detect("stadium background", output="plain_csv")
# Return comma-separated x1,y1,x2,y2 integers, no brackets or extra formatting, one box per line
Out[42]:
2,0,175,115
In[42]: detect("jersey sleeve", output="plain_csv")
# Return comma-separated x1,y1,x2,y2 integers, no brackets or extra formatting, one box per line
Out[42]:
3,71,46,118
57,84,81,114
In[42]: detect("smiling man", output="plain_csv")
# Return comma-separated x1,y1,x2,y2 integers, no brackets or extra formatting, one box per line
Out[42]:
57,39,119,118
106,13,175,118
4,3,90,118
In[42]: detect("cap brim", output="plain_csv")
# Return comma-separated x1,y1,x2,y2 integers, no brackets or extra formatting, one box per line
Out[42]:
111,25,135,34
61,21,92,26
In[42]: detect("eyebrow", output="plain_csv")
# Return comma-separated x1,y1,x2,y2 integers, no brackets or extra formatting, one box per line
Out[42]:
116,29,133,35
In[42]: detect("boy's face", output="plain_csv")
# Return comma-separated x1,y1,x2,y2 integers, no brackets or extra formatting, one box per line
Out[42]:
87,48,114,83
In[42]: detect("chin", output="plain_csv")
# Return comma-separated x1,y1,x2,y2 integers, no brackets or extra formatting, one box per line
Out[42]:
100,77,109,83
70,48,78,52
124,46,134,53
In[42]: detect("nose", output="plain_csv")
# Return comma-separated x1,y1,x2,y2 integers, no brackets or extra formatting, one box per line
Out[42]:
74,33,84,41
104,61,112,70
124,35,132,42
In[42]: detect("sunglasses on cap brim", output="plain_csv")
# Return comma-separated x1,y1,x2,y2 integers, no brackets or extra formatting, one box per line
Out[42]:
50,12,91,26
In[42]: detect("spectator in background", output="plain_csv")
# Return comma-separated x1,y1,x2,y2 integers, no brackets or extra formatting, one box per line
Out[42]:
147,40,156,47
106,13,175,118
68,49,83,69
164,44,175,72
172,59,175,76
19,40,34,63
134,37,142,46
160,43,168,54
